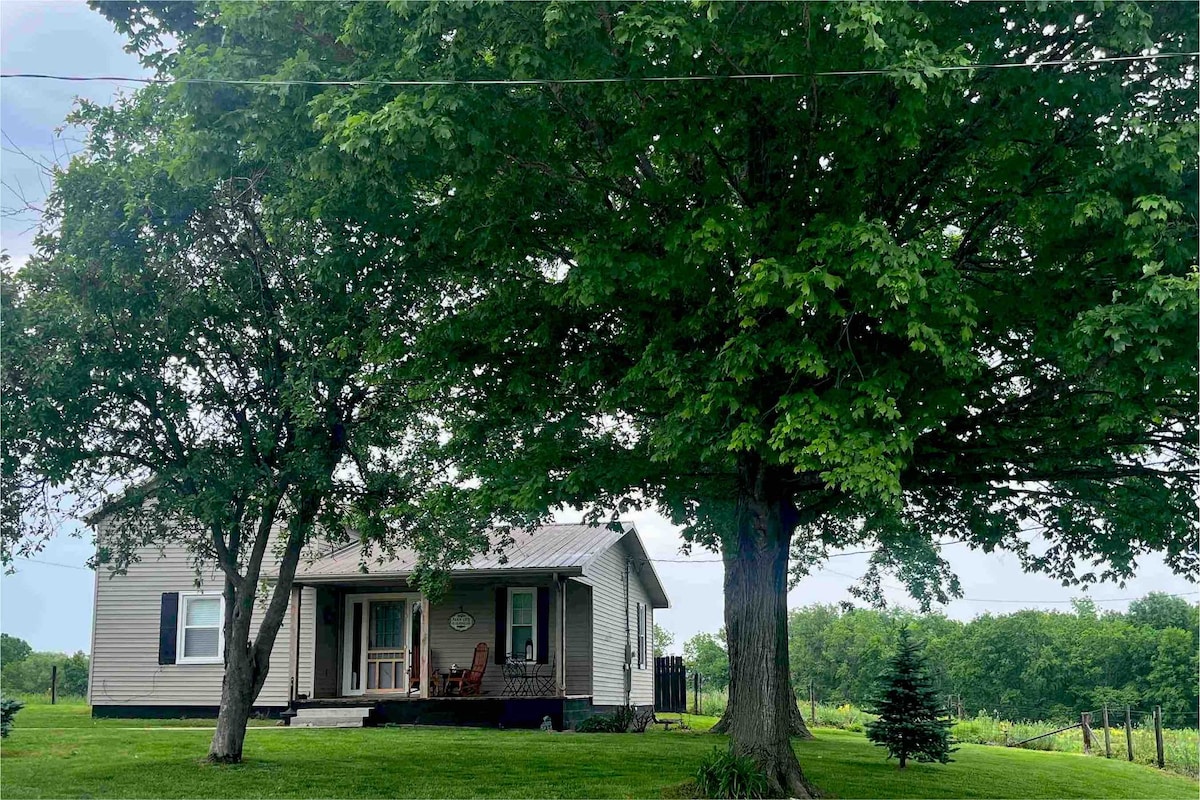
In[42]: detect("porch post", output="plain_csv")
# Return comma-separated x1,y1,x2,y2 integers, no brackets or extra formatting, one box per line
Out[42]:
288,585,301,703
419,595,431,699
555,574,566,696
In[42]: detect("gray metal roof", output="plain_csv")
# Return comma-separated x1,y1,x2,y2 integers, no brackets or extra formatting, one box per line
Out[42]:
297,522,621,578
295,521,669,608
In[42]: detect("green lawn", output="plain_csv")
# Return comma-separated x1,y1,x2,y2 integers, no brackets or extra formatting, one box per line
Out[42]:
2,704,1195,799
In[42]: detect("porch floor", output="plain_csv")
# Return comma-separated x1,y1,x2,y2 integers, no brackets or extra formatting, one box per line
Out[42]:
297,694,591,704
291,695,596,730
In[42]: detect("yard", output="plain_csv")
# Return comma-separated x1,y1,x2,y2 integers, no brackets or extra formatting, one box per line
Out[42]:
2,702,1196,799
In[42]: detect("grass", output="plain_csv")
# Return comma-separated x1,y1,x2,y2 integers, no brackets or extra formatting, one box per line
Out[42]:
5,697,277,729
1,703,1196,799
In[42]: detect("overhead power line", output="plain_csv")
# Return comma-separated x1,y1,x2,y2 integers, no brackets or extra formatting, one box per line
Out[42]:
0,52,1195,89
15,555,1196,605
807,565,1200,604
13,556,90,568
649,535,979,563
944,592,1199,604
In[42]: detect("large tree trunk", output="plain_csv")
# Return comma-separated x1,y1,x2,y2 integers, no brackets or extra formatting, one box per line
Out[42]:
208,641,262,763
720,459,819,799
713,684,814,739
207,498,313,763
208,575,278,763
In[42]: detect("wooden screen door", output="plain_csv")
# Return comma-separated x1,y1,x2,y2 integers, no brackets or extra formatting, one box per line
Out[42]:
343,594,414,695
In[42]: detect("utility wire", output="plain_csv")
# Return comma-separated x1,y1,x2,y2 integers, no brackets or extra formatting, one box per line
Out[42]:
16,554,1197,604
1,52,1196,89
813,563,1199,604
940,592,1199,604
647,538,971,563
12,556,91,571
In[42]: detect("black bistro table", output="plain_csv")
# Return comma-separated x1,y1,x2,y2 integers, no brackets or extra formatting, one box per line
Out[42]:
502,657,555,696
437,669,463,696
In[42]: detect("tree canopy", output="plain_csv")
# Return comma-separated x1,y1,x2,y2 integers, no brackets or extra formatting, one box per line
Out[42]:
10,1,1197,792
0,634,32,667
1,88,480,761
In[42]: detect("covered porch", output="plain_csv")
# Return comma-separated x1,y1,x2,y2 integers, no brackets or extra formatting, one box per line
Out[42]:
286,572,593,705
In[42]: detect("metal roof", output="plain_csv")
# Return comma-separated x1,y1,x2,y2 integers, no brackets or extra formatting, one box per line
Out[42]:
295,522,669,608
297,522,617,576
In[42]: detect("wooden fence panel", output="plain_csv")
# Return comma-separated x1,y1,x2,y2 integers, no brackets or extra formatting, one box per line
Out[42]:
654,656,686,713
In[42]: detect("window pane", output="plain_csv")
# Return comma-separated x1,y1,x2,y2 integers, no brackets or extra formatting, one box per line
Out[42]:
511,592,533,625
186,598,221,627
512,625,533,658
379,662,394,689
370,601,404,649
184,627,219,658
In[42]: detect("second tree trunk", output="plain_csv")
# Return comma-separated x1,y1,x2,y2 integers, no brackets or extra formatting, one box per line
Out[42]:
720,463,818,798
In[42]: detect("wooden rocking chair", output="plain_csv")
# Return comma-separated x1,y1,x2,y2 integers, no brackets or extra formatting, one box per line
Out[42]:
444,643,489,696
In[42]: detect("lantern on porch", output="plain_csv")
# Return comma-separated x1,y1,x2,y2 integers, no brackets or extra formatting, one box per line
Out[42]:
525,639,534,662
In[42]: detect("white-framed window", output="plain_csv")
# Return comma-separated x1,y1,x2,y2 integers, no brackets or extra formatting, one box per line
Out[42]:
508,587,537,661
637,602,647,669
177,593,224,664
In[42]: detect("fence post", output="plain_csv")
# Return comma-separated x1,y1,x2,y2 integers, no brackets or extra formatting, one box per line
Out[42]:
50,665,57,705
1102,705,1111,758
1124,705,1134,762
1153,705,1165,768
1081,712,1092,755
809,678,816,727
692,672,699,715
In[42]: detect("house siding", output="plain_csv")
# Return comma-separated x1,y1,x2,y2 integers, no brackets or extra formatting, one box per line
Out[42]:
423,578,558,697
564,580,592,695
90,541,294,708
585,537,656,706
90,526,664,711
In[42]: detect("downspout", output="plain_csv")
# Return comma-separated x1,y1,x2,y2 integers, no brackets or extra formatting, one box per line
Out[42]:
623,557,632,707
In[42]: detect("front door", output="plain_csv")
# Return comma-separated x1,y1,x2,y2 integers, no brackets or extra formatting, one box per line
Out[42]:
342,594,417,695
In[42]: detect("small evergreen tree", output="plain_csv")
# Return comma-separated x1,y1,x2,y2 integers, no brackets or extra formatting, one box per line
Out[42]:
865,628,955,768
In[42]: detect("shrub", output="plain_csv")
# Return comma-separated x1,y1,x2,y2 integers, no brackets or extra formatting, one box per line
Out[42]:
693,746,767,799
1,698,24,738
576,705,648,733
576,713,624,733
816,702,872,732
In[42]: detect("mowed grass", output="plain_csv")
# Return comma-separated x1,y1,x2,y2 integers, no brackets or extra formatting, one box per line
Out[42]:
2,704,1196,799
11,697,276,729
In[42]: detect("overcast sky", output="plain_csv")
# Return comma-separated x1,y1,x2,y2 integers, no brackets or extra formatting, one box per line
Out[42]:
1,1,1195,655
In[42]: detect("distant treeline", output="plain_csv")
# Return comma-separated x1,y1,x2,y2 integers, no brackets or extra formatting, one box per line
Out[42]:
1,634,89,697
683,592,1199,723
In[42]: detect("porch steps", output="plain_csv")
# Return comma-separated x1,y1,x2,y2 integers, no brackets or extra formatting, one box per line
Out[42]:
288,706,374,728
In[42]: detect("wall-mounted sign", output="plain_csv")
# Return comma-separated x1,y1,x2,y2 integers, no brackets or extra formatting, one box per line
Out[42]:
448,611,475,632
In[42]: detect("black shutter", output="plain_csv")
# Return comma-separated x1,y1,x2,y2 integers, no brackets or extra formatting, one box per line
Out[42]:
158,592,179,665
637,603,644,668
536,586,550,664
494,587,507,664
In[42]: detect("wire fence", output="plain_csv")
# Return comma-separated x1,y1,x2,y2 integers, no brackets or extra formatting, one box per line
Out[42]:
681,685,1199,779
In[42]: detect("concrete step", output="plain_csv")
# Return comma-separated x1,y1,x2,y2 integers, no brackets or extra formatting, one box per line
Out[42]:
291,718,367,728
292,706,373,719
289,706,373,728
